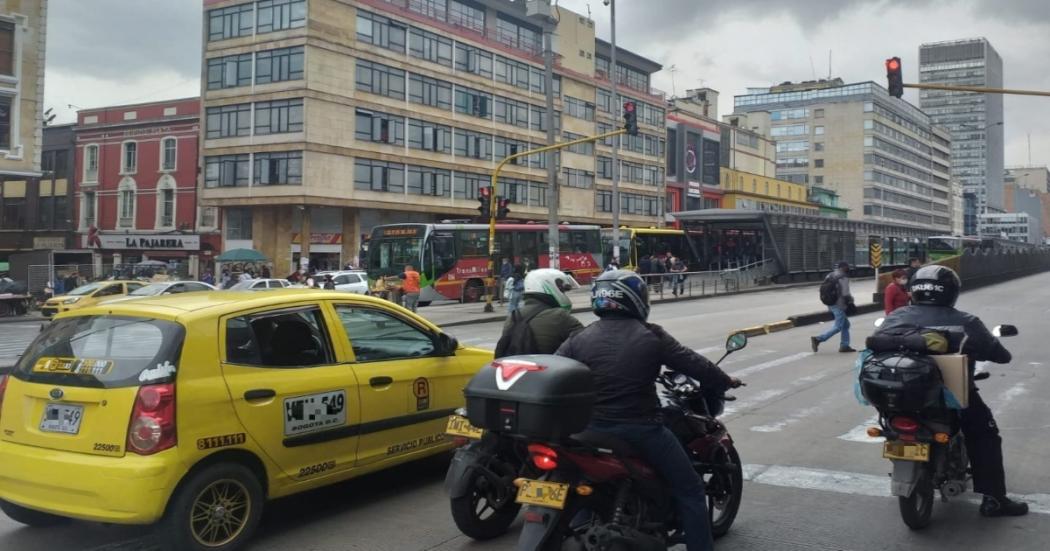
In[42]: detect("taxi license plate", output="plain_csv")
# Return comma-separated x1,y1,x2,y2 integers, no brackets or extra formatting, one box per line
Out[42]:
515,479,569,509
39,403,84,435
445,415,484,439
883,441,930,462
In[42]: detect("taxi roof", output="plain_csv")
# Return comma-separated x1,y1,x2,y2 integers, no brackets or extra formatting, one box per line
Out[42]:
66,289,422,327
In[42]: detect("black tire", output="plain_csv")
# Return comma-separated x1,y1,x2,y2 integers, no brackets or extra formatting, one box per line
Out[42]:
0,499,70,527
899,471,934,530
449,471,521,540
158,462,264,551
417,301,432,308
705,444,743,538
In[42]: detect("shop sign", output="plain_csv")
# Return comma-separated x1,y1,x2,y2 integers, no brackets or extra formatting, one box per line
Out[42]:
292,232,343,244
688,182,702,198
33,237,66,250
83,234,201,251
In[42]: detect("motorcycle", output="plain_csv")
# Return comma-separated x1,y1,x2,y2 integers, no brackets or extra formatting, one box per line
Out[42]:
444,414,534,540
512,332,749,551
861,320,1019,530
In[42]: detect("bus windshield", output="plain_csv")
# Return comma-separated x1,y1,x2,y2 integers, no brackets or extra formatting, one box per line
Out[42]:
367,227,426,277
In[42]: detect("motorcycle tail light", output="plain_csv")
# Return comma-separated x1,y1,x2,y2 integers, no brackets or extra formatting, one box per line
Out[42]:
866,427,882,438
934,432,950,444
890,416,920,434
528,443,559,471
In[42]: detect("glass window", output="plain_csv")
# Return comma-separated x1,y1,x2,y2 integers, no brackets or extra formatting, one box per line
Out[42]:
407,119,451,153
564,96,595,121
254,151,303,185
494,97,529,128
356,60,406,100
355,109,405,145
406,165,451,197
448,0,484,33
159,188,175,227
354,159,405,193
408,73,452,109
226,308,333,367
357,10,407,52
206,103,252,139
453,129,490,160
84,144,99,181
0,21,13,76
562,168,594,189
208,3,254,42
408,0,448,20
118,188,135,227
162,138,177,171
254,98,304,135
205,154,251,188
226,207,253,239
122,142,137,173
256,0,306,34
207,53,252,89
255,46,304,84
409,27,453,67
455,87,492,119
455,43,492,77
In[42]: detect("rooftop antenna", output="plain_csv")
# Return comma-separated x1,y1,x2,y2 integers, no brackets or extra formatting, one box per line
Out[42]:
828,49,833,79
668,64,678,98
809,55,817,80
586,3,591,18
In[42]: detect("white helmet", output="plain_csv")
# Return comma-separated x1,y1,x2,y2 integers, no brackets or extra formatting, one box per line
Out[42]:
523,268,580,310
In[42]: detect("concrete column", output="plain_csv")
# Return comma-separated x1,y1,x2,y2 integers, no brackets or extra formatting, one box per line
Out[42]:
189,254,199,279
274,206,294,276
300,206,312,272
341,207,361,268
93,252,103,278
113,253,123,269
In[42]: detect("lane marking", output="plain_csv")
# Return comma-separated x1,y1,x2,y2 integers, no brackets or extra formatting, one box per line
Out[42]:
723,367,839,419
837,414,883,443
992,382,1029,417
750,406,823,433
743,464,1050,515
730,351,813,378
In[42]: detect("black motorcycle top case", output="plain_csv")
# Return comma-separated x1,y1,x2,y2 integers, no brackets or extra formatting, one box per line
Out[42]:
464,354,594,441
859,352,944,412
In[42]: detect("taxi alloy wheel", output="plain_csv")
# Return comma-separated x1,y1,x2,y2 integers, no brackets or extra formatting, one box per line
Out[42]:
190,479,252,547
162,463,263,551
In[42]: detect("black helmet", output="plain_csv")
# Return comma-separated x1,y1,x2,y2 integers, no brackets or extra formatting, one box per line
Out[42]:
910,265,961,307
591,269,650,321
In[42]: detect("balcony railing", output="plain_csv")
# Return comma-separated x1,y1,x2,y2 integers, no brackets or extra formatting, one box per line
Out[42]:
118,217,134,228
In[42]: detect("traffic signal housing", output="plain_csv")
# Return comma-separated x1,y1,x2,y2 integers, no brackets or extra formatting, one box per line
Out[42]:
886,57,903,98
496,197,511,220
478,185,492,218
623,101,638,136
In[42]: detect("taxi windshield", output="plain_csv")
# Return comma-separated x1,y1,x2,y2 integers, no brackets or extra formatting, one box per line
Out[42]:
15,316,185,388
67,282,106,296
129,283,169,296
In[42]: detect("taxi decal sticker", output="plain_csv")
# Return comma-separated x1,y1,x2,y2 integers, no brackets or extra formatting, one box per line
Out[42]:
284,390,347,436
386,432,445,455
298,460,336,478
413,377,430,411
139,360,177,382
32,357,114,376
197,433,247,450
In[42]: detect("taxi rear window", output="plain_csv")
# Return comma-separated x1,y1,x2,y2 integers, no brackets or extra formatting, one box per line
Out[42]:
15,316,185,388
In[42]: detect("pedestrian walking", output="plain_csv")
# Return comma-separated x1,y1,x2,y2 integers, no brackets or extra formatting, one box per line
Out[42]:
906,257,922,286
400,264,421,312
884,268,910,315
811,261,856,353
498,257,513,305
507,266,525,313
201,270,215,285
670,256,687,296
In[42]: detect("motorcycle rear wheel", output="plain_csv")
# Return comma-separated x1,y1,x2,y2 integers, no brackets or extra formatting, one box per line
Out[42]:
705,444,743,538
450,471,521,540
898,472,934,530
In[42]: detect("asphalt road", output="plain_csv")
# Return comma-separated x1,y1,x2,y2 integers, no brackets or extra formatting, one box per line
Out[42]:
0,273,1047,550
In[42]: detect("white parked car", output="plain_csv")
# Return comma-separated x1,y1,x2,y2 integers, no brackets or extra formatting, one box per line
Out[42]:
229,278,292,291
317,271,370,294
99,281,217,303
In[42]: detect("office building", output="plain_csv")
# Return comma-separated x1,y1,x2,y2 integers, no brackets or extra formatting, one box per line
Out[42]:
0,0,50,260
732,78,953,233
920,38,1004,234
978,212,1035,244
1004,166,1050,193
200,0,666,273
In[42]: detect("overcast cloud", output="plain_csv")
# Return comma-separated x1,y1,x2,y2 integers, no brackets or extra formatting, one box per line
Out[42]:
43,0,1050,167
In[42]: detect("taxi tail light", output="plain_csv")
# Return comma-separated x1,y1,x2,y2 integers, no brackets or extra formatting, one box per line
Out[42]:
0,374,8,421
528,443,559,471
890,416,920,434
127,383,177,455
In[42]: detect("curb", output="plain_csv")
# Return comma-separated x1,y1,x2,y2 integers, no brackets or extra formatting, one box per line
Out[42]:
436,281,822,328
0,314,44,325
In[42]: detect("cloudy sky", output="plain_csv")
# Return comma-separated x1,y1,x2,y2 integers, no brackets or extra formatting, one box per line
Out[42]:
44,0,1050,167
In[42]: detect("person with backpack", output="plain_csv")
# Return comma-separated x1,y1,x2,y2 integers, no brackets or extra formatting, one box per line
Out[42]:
505,265,525,313
494,268,583,357
811,261,855,353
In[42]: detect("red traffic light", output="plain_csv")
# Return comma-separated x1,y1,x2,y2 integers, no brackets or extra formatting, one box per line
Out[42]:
623,101,636,113
886,58,900,72
480,185,491,198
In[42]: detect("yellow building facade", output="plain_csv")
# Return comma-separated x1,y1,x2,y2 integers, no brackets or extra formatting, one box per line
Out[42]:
720,167,820,216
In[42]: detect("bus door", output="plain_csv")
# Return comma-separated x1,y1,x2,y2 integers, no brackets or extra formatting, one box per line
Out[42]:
426,232,456,282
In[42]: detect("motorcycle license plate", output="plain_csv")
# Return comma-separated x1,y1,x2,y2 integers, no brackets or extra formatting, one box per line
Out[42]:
883,441,930,462
445,415,484,439
516,479,569,509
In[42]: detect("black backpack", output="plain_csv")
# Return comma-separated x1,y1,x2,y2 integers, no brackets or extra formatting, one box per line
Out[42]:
495,308,545,358
819,273,840,306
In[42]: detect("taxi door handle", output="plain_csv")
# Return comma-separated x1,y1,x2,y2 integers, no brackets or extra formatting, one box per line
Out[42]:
244,389,276,401
370,376,393,388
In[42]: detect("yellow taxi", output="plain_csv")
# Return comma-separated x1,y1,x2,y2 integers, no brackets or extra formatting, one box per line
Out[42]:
40,280,144,318
0,289,492,550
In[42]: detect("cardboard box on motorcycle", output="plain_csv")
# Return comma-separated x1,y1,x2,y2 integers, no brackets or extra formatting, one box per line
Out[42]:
933,355,970,408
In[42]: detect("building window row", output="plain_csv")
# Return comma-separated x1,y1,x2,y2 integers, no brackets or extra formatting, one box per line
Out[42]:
204,151,302,187
564,96,595,121
595,55,650,94
596,89,664,126
770,108,808,121
205,99,303,139
562,168,594,189
207,46,304,90
596,190,662,216
353,157,546,205
597,156,662,186
562,132,594,156
207,0,305,41
770,124,808,137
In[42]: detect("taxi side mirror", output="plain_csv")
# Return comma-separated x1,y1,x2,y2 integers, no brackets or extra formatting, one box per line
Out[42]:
437,333,459,356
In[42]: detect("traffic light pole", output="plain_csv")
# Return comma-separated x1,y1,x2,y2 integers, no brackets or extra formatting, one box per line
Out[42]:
903,82,1050,98
483,128,628,313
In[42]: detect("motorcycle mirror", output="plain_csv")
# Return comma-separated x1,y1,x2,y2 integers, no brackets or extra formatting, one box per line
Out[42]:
992,325,1018,338
726,332,748,353
672,372,689,385
874,317,885,328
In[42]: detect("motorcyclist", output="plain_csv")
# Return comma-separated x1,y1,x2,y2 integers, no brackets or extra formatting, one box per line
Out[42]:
876,265,1027,517
494,268,584,357
555,269,742,551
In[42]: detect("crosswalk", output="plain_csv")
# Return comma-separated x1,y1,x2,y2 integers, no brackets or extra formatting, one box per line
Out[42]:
0,324,41,365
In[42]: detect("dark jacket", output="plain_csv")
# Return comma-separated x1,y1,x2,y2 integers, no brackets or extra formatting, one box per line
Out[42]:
877,305,1011,368
556,316,733,423
498,296,584,356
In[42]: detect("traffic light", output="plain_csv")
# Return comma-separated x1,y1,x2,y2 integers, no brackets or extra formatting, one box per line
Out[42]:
886,57,903,98
496,197,511,220
623,101,638,136
478,186,492,218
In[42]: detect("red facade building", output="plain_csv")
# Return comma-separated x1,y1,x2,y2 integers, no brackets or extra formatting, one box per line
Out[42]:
74,98,219,278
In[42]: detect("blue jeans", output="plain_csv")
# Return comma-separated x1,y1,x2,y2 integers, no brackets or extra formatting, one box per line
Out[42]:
588,420,713,551
817,305,850,348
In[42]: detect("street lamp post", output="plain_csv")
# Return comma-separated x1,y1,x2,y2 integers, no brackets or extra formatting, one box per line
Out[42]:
607,0,621,266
